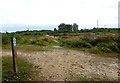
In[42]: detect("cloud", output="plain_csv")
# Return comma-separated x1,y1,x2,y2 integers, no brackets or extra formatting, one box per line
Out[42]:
0,0,119,29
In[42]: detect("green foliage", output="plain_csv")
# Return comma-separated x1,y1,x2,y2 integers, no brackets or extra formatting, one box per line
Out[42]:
30,39,48,46
73,23,79,32
54,28,57,32
17,45,46,52
100,47,111,53
49,41,61,46
16,30,51,36
61,40,92,48
2,34,11,45
2,29,119,56
60,33,119,55
110,42,119,53
2,56,32,82
90,36,112,46
57,23,79,33
58,23,73,33
73,41,91,48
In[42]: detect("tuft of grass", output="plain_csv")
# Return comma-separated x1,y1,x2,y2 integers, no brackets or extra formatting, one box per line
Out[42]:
2,56,33,82
48,41,62,46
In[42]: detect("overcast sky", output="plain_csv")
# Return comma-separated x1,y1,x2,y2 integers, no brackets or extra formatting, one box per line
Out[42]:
0,0,119,32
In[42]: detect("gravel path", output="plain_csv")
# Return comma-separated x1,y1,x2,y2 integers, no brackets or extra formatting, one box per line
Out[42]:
2,47,119,81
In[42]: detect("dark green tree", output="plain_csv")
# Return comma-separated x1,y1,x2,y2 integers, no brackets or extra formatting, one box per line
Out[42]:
58,23,72,33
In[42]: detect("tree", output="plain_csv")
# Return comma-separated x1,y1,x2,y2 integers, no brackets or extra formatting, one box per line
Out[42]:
72,23,78,32
58,23,72,33
54,28,57,31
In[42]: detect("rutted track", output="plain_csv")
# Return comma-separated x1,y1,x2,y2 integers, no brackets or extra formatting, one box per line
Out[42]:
2,47,118,81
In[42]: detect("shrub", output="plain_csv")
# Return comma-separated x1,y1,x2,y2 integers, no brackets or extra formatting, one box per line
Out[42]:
61,40,72,46
30,40,48,46
96,43,109,48
61,40,92,48
72,41,92,48
100,47,111,53
110,42,119,53
30,41,36,45
43,38,49,42
90,36,114,46
2,34,11,45
36,41,47,46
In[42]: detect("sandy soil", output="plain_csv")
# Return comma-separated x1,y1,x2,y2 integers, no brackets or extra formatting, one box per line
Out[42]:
2,46,119,81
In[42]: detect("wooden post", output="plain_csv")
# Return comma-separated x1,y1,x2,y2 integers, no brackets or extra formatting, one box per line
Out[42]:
11,37,17,73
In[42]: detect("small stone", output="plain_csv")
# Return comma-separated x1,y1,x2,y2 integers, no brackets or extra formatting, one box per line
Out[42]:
71,63,76,66
34,65,39,68
103,63,106,66
39,67,42,69
51,65,55,67
74,66,77,69
80,65,84,69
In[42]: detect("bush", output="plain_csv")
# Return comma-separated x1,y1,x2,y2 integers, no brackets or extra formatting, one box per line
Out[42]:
61,40,92,48
96,42,119,53
100,47,111,53
30,40,48,46
43,38,48,42
61,40,72,46
110,42,119,53
2,34,11,45
73,41,92,48
90,36,114,46
96,43,109,48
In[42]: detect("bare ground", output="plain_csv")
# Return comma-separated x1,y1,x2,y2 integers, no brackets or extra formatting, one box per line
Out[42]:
2,46,119,81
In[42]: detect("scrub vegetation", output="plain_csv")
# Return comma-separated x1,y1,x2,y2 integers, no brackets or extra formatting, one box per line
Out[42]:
2,26,120,81
2,27,120,57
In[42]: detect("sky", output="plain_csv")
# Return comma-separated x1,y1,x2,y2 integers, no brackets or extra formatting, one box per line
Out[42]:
119,1,120,27
0,0,119,32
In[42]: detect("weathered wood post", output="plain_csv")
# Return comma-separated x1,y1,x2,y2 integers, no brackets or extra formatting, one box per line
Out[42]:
11,37,17,73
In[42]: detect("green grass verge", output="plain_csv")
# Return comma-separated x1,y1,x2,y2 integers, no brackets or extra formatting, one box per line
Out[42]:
2,56,32,82
2,44,47,52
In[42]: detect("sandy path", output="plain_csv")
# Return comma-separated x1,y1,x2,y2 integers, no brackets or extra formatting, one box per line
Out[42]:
2,47,119,81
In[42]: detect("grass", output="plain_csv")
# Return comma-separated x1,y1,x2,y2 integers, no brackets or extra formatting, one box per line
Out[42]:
2,31,119,58
87,47,119,58
63,46,118,58
48,41,62,46
59,33,119,58
2,44,48,52
17,45,47,52
2,56,33,82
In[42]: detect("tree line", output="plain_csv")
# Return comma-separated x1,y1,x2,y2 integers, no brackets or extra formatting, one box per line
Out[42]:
54,23,79,33
54,23,119,33
2,23,119,35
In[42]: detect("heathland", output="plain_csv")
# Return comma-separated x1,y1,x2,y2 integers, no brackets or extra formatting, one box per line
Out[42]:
2,27,120,81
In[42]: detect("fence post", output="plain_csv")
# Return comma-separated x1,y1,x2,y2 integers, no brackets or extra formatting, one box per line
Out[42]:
11,37,17,73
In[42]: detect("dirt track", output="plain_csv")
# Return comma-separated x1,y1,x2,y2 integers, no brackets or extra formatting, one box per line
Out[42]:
2,46,118,81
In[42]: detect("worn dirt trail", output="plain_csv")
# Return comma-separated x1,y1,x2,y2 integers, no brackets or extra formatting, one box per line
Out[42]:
2,46,118,81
